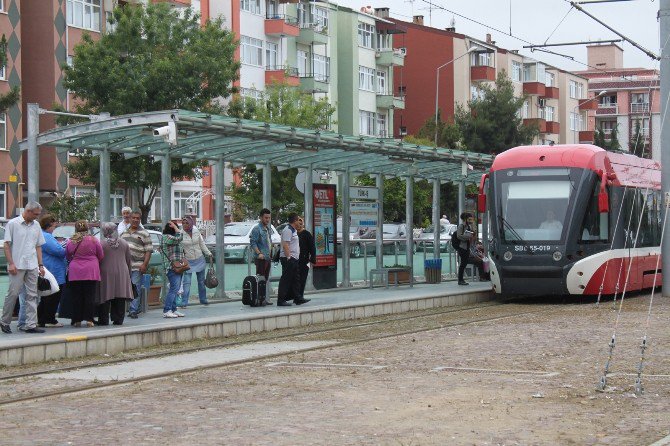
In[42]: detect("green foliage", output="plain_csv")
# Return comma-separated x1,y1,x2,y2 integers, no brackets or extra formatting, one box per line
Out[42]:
415,111,461,149
594,125,622,153
454,71,538,155
48,194,99,222
0,35,20,113
593,127,606,149
629,120,646,158
608,125,621,152
62,3,239,222
355,175,434,226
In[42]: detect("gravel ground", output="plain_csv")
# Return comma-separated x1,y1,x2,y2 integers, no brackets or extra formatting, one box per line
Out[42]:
0,294,668,446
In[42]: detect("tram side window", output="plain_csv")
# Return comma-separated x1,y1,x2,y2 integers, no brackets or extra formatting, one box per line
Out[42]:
636,190,661,247
580,180,609,242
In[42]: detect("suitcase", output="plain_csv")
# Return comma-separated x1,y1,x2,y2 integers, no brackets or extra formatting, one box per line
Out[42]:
242,275,267,307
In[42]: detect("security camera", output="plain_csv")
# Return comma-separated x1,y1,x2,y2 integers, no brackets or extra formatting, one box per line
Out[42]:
153,126,170,137
152,121,177,146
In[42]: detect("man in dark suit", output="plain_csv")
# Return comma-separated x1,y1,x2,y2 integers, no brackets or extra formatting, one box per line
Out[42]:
296,217,315,304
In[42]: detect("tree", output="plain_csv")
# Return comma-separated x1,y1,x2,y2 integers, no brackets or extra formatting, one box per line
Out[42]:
48,193,99,222
62,3,240,222
594,127,607,149
227,84,337,222
630,120,646,158
608,126,621,152
454,71,538,155
415,111,462,149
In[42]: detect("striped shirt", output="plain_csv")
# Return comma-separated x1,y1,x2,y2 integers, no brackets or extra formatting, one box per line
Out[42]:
120,228,153,271
160,232,184,272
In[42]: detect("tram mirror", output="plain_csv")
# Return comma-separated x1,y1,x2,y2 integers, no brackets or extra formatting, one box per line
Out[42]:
598,191,609,213
477,193,486,213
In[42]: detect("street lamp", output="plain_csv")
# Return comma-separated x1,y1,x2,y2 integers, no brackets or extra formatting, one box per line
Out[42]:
434,47,480,147
573,90,608,144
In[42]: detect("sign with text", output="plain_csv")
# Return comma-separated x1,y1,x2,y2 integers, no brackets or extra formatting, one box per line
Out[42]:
350,202,378,227
313,184,336,267
349,186,378,201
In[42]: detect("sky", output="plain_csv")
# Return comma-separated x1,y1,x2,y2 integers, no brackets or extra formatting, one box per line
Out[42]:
333,0,662,73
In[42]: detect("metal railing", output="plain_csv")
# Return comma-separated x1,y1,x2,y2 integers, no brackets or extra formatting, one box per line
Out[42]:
630,102,650,113
299,72,330,83
265,13,298,25
266,65,299,77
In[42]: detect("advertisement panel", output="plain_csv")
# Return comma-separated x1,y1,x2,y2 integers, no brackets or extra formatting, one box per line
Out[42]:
313,184,336,267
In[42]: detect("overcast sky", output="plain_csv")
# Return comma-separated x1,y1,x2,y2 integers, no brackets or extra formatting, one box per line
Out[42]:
334,0,661,72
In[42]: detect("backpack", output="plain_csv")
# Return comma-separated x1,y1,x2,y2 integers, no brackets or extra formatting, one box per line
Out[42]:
451,228,460,250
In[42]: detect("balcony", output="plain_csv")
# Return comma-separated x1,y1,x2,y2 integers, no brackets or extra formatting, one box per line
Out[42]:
578,98,598,111
523,118,547,133
470,65,496,82
545,121,560,134
376,48,405,67
542,86,560,100
296,24,329,45
523,81,546,96
630,102,650,114
376,93,405,110
265,14,300,37
266,66,299,86
578,130,595,143
596,103,619,116
299,73,329,93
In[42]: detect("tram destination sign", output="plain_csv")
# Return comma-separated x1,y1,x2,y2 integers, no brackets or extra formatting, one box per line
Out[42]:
349,186,378,201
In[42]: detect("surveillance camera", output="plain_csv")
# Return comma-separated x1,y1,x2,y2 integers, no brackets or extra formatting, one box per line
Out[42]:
152,121,177,146
153,126,170,137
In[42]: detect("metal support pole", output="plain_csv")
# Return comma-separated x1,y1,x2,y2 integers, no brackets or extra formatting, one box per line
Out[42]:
458,160,467,218
263,162,271,211
432,179,441,259
99,147,111,222
214,156,227,299
304,165,314,291
406,175,414,269
160,153,172,225
376,174,384,268
341,169,351,288
27,103,39,204
662,0,670,297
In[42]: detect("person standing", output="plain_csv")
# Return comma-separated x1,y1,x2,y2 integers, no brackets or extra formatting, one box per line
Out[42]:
120,210,152,319
296,218,314,304
0,202,47,334
117,206,143,234
249,208,274,305
97,223,134,325
178,215,212,308
37,214,66,328
277,213,302,306
456,212,475,286
160,221,185,318
440,215,450,227
66,220,104,327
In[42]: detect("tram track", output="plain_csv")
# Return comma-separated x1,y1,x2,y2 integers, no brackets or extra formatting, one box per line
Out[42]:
0,300,561,407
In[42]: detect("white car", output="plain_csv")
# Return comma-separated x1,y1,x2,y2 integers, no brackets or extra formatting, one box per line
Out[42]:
205,222,281,263
419,224,457,252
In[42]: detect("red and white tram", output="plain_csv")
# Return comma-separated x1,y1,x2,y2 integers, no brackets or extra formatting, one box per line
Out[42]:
478,144,662,296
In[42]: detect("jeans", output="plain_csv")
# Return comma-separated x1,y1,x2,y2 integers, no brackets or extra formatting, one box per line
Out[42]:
164,270,183,313
2,271,38,330
178,269,208,306
129,270,144,314
17,286,26,328
457,247,470,282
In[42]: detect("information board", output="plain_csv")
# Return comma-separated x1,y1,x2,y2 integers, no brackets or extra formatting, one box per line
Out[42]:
313,184,336,267
350,202,378,227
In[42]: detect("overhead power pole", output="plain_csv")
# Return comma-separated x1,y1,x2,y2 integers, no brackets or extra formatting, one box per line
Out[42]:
662,0,670,297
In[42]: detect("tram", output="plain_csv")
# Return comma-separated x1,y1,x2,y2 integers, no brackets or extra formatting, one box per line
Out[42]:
478,144,662,296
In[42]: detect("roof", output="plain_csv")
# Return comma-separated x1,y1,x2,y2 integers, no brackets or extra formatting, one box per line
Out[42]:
20,109,494,183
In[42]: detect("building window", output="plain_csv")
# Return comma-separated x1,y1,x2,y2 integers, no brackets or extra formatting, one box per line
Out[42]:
241,0,261,15
569,80,577,99
545,106,555,122
470,51,491,67
359,110,375,136
545,72,555,88
73,186,96,200
631,117,650,136
174,191,200,219
358,23,375,48
152,196,162,221
0,113,6,151
67,0,101,32
0,64,4,81
297,50,308,76
511,61,522,82
398,85,406,97
240,36,263,67
313,54,329,82
110,189,124,220
600,120,617,135
570,112,576,131
311,5,328,30
266,0,278,17
240,87,262,101
266,42,279,69
0,184,5,220
522,100,529,119
470,85,484,101
376,70,386,94
577,82,584,99
359,66,375,91
376,33,390,50
376,113,387,138
0,0,4,12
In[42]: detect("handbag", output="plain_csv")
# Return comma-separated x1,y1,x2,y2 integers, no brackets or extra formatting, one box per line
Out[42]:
205,258,218,289
37,275,52,292
161,244,190,274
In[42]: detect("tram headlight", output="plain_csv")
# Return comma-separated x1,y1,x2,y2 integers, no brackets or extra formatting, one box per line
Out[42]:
552,250,563,262
503,251,513,261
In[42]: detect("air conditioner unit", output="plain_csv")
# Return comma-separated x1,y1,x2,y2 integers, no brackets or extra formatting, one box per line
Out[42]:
538,98,546,108
399,126,408,136
398,47,407,56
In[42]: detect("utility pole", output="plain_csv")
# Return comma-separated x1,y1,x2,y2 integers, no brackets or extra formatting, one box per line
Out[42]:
662,0,670,297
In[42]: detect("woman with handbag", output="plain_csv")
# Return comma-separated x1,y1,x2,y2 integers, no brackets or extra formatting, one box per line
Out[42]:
66,220,104,327
177,215,212,308
160,221,187,318
96,223,134,326
37,214,66,328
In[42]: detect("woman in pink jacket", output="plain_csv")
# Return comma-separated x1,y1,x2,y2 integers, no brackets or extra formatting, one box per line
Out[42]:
66,220,104,327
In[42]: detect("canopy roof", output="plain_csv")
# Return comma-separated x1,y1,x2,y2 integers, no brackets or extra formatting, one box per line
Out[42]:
20,109,494,182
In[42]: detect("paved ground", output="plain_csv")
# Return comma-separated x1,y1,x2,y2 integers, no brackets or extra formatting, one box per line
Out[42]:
0,292,667,445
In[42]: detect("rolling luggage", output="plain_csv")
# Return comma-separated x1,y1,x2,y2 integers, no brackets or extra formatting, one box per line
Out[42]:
242,275,266,307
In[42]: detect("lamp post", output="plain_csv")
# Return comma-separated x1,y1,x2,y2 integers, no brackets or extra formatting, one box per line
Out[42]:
573,90,607,144
434,47,478,147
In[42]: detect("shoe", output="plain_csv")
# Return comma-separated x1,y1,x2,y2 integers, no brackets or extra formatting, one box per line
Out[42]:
458,281,469,286
112,321,123,326
24,327,45,333
294,298,311,305
73,322,82,327
173,310,185,317
45,322,64,328
277,300,292,306
177,305,187,309
128,312,138,319
264,300,273,306
18,326,25,331
201,301,209,306
163,311,178,318
87,321,95,327
0,324,11,334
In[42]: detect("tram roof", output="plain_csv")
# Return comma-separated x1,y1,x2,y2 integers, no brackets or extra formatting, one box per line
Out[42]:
20,110,494,182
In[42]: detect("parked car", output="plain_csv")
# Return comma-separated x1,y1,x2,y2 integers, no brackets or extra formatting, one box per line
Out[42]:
418,223,457,252
205,222,280,263
53,223,100,244
350,223,416,256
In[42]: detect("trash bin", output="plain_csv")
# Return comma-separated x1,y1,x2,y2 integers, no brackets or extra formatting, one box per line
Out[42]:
424,258,442,284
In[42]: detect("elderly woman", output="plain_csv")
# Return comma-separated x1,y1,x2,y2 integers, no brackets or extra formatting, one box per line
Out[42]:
66,220,104,327
37,214,66,328
177,215,212,308
161,221,185,318
96,222,134,326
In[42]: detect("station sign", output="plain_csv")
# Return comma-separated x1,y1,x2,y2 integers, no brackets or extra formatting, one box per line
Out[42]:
349,186,378,201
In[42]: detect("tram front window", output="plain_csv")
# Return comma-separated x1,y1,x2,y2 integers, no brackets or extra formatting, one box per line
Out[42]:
500,180,573,241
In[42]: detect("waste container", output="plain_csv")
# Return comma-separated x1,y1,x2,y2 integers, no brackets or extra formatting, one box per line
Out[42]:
424,258,442,284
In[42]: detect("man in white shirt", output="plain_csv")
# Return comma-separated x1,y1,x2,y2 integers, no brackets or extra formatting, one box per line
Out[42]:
1,202,46,334
117,206,143,234
277,213,302,306
539,210,563,231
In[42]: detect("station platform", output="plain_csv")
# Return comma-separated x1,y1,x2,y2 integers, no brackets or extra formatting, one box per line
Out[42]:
0,281,493,367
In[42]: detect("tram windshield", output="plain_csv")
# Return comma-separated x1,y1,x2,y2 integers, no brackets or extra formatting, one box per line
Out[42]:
499,175,574,242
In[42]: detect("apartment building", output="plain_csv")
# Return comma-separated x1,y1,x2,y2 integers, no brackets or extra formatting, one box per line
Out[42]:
577,44,660,160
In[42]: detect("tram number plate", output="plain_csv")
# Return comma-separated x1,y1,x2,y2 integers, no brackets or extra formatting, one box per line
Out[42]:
515,245,552,253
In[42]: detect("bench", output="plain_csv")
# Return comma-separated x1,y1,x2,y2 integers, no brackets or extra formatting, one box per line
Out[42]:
369,267,414,289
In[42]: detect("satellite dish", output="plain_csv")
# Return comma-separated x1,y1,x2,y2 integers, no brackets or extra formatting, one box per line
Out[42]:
295,170,321,194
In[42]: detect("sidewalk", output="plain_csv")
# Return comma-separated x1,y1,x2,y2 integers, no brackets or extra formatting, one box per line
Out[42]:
0,281,493,366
